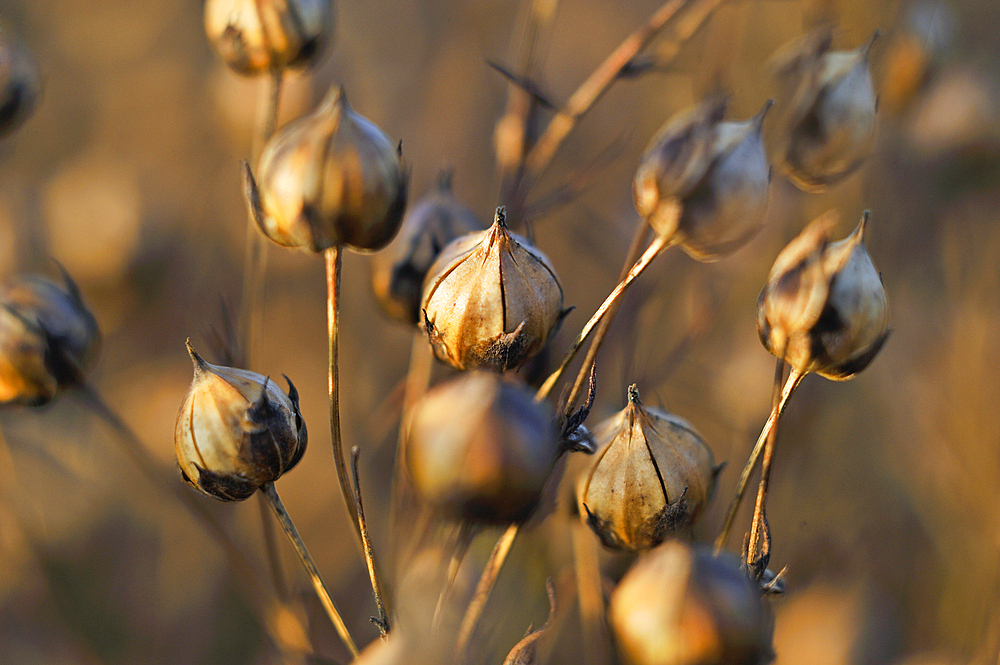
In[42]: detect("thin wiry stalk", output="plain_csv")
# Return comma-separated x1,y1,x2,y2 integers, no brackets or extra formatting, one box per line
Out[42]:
714,365,805,553
536,222,678,405
257,490,288,598
351,447,391,638
260,482,359,658
326,246,362,543
454,523,519,662
433,521,477,629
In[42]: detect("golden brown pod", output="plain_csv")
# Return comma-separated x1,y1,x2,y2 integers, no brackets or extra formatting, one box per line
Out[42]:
175,341,307,501
0,268,100,405
610,541,773,665
578,386,718,551
633,97,772,261
421,206,563,372
0,26,40,138
405,371,559,523
245,86,407,252
757,210,888,380
204,0,335,76
370,171,483,325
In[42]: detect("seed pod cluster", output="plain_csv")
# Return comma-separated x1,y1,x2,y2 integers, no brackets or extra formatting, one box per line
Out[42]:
246,86,408,253
204,0,335,76
578,386,718,551
0,268,100,406
175,341,307,501
371,171,483,325
610,540,774,665
405,371,559,523
633,97,772,261
757,210,888,380
0,26,40,138
774,29,879,192
421,207,563,372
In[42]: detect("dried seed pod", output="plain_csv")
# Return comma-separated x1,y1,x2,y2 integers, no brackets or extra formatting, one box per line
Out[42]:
610,541,774,665
421,206,563,372
204,0,335,76
578,386,718,551
757,210,888,380
633,97,772,261
0,26,40,138
0,268,100,405
245,86,407,252
175,341,307,501
405,371,559,523
775,30,879,192
371,170,483,325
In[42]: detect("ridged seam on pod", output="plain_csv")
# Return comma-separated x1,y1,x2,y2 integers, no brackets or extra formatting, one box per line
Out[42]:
371,170,483,325
420,206,564,372
204,0,335,76
175,341,307,502
757,210,889,379
777,30,880,192
405,371,559,523
247,85,407,253
578,386,719,551
633,97,773,261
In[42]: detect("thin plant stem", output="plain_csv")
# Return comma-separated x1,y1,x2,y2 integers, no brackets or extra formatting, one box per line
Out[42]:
573,520,610,665
433,521,477,629
563,218,652,415
257,491,288,598
713,366,804,553
351,447,391,638
326,246,362,542
454,523,519,662
260,482,359,658
536,220,678,404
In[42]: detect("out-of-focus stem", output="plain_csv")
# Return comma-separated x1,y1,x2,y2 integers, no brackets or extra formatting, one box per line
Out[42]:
326,246,361,542
454,523,519,662
351,447,390,638
433,522,477,629
261,482,359,658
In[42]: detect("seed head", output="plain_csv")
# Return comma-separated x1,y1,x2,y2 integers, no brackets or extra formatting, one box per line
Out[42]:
421,207,563,372
757,210,889,379
775,30,879,192
175,341,307,501
633,97,773,261
245,86,408,252
405,371,559,523
0,267,100,406
578,386,718,551
0,26,40,138
371,170,483,325
204,0,335,76
610,541,774,665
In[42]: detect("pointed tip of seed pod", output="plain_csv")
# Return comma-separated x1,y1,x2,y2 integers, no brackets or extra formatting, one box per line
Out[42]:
495,206,507,229
754,99,775,131
627,384,641,405
863,30,881,60
857,209,871,239
321,84,346,112
283,374,299,405
186,338,208,370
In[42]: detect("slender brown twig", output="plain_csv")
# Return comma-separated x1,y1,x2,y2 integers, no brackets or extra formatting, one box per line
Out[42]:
351,447,391,638
454,523,519,662
260,482,359,658
326,246,362,543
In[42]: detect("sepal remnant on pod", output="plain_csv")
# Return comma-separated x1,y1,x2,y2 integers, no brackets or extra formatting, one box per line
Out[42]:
0,267,100,406
774,29,880,192
405,371,559,523
757,210,889,380
633,96,773,261
578,385,719,551
204,0,335,76
0,26,41,138
245,85,408,253
371,170,483,326
421,206,564,372
610,541,774,665
175,341,307,502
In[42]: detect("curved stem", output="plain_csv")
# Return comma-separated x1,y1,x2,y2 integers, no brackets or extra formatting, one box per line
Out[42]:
261,482,359,658
713,367,804,553
351,447,390,638
326,246,362,542
257,491,288,598
536,225,677,405
454,523,519,662
745,351,787,570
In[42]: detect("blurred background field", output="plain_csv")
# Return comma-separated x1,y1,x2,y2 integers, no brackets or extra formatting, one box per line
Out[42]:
0,0,999,663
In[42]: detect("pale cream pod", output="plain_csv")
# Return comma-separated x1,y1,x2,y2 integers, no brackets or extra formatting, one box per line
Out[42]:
421,206,563,372
578,386,718,551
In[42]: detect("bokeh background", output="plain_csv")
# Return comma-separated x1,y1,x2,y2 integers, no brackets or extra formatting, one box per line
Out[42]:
1,0,998,664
